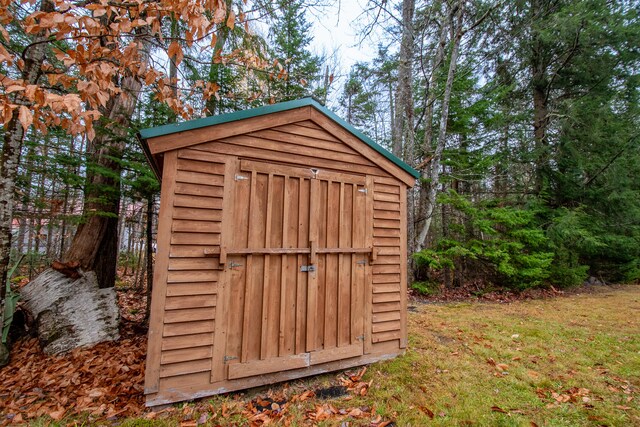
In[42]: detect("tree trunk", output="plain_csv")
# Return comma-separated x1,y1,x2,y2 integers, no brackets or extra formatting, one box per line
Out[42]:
64,73,144,289
391,0,416,159
416,1,465,251
0,0,53,302
530,0,550,196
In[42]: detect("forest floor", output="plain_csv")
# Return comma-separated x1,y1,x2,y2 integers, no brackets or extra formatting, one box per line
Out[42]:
0,284,638,426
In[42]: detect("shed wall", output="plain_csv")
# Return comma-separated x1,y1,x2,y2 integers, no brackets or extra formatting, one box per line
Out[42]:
145,117,408,406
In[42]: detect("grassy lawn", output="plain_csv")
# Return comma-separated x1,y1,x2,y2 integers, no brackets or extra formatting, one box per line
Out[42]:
27,286,640,426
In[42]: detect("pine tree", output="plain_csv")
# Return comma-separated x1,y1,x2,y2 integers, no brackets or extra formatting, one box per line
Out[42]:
268,0,322,102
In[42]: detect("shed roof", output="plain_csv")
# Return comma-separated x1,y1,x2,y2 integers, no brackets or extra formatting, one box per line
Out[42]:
138,97,419,183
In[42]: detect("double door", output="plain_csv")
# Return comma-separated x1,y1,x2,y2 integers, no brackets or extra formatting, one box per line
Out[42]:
213,159,371,381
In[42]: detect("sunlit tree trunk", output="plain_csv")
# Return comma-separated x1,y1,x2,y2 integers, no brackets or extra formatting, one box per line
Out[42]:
416,0,465,251
0,0,54,302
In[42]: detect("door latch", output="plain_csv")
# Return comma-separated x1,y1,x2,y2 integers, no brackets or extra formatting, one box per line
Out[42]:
300,265,316,272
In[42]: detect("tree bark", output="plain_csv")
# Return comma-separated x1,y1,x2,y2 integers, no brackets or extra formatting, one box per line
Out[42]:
63,72,145,289
416,1,465,251
391,0,416,160
0,0,54,301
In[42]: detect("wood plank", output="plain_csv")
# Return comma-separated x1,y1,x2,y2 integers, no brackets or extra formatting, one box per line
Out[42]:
196,142,384,178
241,171,257,363
372,320,401,333
260,174,274,360
210,157,235,382
174,182,224,198
292,120,323,130
162,333,214,351
372,311,401,323
373,183,401,195
309,109,416,187
378,246,401,256
373,192,400,203
157,371,210,392
372,292,401,304
373,283,399,294
306,178,319,352
373,175,404,186
166,282,218,297
148,106,312,154
352,181,366,348
165,295,217,310
373,201,400,212
176,170,224,186
278,176,290,357
399,186,408,348
163,320,215,337
272,122,342,142
374,255,401,265
240,159,366,185
338,183,353,347
172,207,222,222
164,307,216,324
178,148,234,166
169,258,220,271
172,220,221,234
373,228,401,238
223,258,246,366
372,330,401,343
373,273,400,284
170,245,219,258
309,343,361,365
227,353,310,380
145,150,178,394
249,128,359,155
363,175,374,354
373,237,401,247
167,270,220,283
324,182,339,350
161,346,212,365
373,264,401,275
226,134,376,168
373,210,401,220
160,358,211,378
174,194,223,210
176,158,225,175
170,232,221,246
372,301,401,313
295,178,309,355
373,219,401,229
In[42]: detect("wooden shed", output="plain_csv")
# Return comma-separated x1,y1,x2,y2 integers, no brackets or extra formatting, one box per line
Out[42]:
138,98,419,406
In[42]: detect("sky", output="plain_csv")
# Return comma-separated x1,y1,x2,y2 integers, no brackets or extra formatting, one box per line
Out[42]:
306,0,389,106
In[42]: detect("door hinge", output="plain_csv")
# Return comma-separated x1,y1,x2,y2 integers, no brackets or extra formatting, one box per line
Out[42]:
224,355,238,363
235,174,249,181
229,261,243,268
358,187,368,194
300,265,316,272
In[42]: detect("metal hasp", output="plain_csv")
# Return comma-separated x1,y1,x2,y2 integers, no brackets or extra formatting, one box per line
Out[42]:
300,265,316,273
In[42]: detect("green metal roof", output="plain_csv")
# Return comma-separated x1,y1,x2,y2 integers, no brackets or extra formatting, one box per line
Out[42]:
139,97,419,180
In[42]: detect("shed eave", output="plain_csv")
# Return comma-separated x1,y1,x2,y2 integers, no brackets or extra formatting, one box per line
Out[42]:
139,97,420,182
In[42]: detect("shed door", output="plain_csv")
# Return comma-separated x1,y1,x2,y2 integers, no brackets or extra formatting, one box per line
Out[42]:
216,159,370,381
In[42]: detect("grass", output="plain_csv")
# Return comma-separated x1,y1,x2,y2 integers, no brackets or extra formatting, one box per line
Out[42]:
42,285,640,426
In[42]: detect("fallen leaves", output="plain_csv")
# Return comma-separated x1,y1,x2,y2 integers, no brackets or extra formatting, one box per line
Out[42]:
0,323,146,422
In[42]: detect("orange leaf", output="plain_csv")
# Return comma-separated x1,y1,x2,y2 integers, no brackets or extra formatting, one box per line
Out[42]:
18,105,33,130
226,10,235,30
5,84,25,93
491,405,508,414
168,41,183,66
